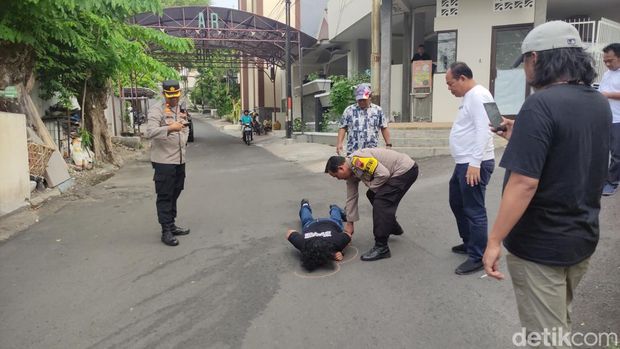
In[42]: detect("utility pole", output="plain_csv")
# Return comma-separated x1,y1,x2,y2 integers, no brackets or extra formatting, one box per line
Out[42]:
371,0,381,105
298,45,304,134
285,0,293,138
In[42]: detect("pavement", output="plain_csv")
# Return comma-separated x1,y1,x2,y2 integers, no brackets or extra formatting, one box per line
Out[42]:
211,117,338,173
0,114,617,349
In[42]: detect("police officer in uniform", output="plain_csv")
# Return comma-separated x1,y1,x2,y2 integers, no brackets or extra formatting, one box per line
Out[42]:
325,148,419,261
145,80,191,246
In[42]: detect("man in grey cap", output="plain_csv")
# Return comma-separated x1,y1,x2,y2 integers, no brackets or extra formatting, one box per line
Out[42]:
336,83,392,156
482,21,612,344
145,79,191,246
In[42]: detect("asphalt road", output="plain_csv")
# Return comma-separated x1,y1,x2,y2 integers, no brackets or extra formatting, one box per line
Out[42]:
0,117,618,349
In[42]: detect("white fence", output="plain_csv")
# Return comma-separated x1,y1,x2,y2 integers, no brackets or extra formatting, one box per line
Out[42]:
566,17,620,83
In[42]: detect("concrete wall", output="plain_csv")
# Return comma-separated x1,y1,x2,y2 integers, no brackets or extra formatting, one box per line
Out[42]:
432,0,534,122
390,64,403,121
104,95,118,136
295,132,338,146
0,112,30,216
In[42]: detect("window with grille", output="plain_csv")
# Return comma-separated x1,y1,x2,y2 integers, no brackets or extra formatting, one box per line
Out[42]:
439,0,458,17
493,0,534,12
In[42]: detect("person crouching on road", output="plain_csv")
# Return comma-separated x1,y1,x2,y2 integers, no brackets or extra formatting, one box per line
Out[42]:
286,199,351,271
325,148,418,261
145,79,191,247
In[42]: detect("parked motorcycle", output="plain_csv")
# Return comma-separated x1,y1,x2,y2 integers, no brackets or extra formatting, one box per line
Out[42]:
252,120,264,136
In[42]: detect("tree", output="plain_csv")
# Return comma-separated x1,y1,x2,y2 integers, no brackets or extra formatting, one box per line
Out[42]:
0,0,193,164
189,51,240,118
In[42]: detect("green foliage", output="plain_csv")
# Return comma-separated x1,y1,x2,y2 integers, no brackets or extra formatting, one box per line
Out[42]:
320,110,337,132
306,72,320,81
78,127,93,149
1,0,193,102
161,0,210,8
328,74,370,117
1,1,161,46
161,0,210,7
293,117,303,132
224,114,237,123
0,0,196,163
190,51,240,118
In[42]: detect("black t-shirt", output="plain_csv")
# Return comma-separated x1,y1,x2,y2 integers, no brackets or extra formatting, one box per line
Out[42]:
500,84,612,266
411,53,431,61
288,220,350,252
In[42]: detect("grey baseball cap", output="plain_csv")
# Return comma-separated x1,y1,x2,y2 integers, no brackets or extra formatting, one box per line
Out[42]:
512,21,584,68
355,83,372,100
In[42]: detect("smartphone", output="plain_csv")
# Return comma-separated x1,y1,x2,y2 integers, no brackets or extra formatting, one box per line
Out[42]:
483,102,506,132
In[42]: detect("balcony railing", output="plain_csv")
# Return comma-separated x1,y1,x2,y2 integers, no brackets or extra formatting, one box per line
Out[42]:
564,18,620,83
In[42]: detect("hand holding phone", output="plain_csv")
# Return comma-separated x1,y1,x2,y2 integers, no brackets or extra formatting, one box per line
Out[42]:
168,121,185,132
483,102,507,132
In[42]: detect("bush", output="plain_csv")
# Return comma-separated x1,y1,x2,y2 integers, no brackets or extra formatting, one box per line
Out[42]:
293,117,304,132
328,74,370,118
224,114,237,124
307,72,320,81
319,110,338,132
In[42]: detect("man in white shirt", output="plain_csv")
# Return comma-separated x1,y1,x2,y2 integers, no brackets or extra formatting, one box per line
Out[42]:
445,62,495,275
601,43,620,196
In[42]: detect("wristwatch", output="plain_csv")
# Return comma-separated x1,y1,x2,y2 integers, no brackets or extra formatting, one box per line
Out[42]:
386,143,392,147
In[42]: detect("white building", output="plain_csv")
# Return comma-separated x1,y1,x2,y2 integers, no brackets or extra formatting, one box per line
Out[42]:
324,0,620,123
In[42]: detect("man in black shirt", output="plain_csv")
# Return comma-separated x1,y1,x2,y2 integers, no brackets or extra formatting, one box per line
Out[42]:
411,44,431,61
482,21,612,341
287,199,351,271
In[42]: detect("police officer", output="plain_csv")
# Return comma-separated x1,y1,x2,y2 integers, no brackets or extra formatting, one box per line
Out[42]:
325,148,419,261
145,80,191,246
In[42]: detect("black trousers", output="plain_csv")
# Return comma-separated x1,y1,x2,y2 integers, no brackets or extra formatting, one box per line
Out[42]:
152,162,186,225
366,163,419,245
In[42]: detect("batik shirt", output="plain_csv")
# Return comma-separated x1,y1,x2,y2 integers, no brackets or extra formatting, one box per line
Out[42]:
339,103,388,155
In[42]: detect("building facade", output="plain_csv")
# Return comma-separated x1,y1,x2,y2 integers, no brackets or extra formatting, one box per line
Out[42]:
326,0,620,123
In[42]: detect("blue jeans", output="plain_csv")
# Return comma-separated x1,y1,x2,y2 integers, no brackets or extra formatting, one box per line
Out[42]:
299,204,344,231
607,123,620,187
449,160,495,262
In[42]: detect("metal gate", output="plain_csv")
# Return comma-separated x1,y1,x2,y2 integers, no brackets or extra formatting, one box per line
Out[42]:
566,17,620,83
594,18,620,82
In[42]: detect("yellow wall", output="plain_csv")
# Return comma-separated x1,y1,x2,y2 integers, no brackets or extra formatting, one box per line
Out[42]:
0,112,30,216
432,0,534,122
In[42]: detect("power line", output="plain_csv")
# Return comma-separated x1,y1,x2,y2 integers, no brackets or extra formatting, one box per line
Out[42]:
266,0,285,19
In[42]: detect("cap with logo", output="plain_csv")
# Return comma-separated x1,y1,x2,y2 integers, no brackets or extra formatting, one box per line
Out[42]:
355,83,372,100
512,20,584,68
162,79,181,98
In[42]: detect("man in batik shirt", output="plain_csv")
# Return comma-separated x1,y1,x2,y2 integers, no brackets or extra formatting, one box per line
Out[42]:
336,84,392,156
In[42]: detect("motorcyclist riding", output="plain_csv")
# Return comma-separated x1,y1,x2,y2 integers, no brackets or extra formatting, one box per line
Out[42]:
240,109,253,143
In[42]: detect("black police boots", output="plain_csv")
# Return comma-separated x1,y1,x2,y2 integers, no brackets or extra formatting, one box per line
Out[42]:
360,244,391,261
392,221,404,236
161,224,179,246
172,224,190,236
